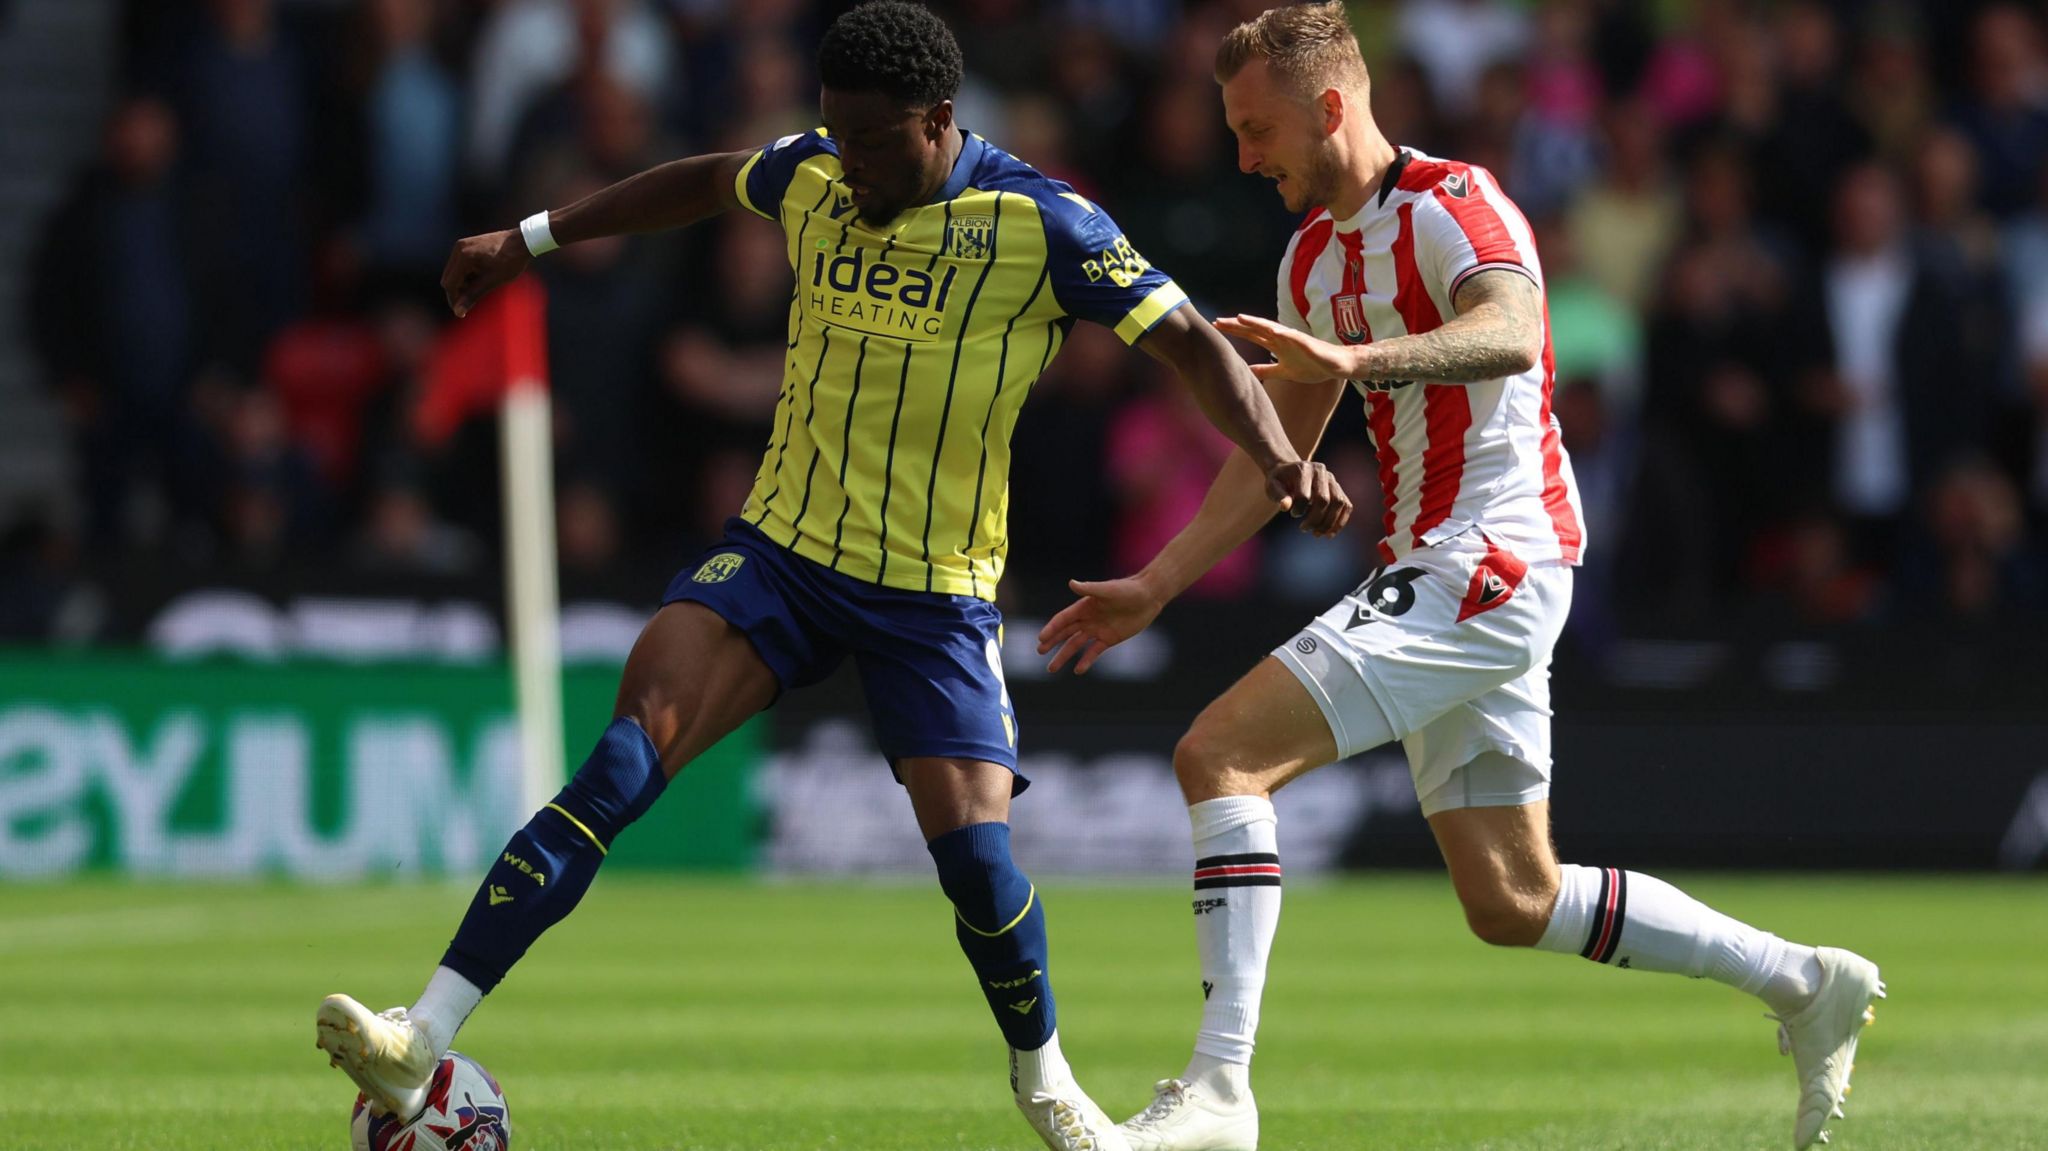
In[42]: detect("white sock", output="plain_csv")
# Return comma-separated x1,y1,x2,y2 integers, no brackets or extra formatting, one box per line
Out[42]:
409,966,483,1058
1536,865,1821,1013
1010,1029,1072,1097
1183,1051,1253,1104
1186,795,1282,1069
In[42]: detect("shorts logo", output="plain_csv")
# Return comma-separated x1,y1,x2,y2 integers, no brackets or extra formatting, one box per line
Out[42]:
1295,636,1317,654
1457,537,1529,622
1348,566,1425,628
948,214,995,260
692,553,746,584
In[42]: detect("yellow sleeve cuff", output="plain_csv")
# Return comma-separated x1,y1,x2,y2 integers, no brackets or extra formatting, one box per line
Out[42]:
1114,281,1191,344
733,150,772,220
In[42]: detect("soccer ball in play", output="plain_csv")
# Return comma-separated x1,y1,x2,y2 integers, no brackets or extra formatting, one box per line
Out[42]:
349,1052,510,1151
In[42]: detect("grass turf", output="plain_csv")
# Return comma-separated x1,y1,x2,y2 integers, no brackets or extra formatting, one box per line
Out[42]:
0,875,2042,1150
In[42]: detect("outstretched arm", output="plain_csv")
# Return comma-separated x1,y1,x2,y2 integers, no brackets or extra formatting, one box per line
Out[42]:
1037,368,1349,674
440,150,754,316
1216,269,1544,386
1135,306,1349,531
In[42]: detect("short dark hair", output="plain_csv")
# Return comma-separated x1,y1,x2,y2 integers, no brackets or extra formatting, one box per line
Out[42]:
1216,1,1370,101
817,1,963,108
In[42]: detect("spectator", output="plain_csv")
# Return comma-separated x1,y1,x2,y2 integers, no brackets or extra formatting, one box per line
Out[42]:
356,0,462,275
1396,0,1529,122
27,95,200,551
1949,4,2048,220
1567,99,1681,312
174,0,310,373
467,0,676,185
1796,161,1997,562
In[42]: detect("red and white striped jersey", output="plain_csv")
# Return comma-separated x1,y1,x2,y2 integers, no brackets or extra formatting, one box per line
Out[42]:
1276,148,1584,568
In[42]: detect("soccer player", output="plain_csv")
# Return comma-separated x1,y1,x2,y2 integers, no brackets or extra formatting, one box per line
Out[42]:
312,5,1350,1149
1037,6,1882,1150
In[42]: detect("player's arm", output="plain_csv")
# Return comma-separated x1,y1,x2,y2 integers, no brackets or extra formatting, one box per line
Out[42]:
1215,269,1544,386
1136,307,1349,531
1037,367,1348,675
440,150,754,317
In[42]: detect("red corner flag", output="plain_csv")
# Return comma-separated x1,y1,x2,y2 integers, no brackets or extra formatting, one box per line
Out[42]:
416,275,550,446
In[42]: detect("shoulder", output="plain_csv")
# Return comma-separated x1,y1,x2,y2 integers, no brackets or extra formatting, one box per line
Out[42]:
970,140,1115,239
1393,151,1488,200
758,128,838,166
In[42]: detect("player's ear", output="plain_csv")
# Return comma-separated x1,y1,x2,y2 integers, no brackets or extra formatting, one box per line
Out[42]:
924,99,954,141
1319,87,1344,136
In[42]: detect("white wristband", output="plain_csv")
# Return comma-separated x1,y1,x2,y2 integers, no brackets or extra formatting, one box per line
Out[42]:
519,211,559,257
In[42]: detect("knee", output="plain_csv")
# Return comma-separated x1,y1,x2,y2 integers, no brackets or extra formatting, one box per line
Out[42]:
1459,883,1555,948
1172,723,1239,802
927,823,1024,917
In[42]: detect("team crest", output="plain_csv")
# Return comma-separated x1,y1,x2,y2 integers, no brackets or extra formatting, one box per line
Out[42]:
692,553,746,584
947,214,994,259
1332,294,1369,344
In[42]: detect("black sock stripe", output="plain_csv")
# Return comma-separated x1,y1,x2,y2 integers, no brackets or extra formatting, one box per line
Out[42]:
1194,852,1280,868
1579,867,1611,960
1595,871,1629,964
1193,876,1283,890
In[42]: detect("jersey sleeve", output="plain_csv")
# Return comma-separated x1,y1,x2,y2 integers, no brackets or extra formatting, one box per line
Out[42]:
1037,189,1189,344
1411,166,1542,303
733,129,835,221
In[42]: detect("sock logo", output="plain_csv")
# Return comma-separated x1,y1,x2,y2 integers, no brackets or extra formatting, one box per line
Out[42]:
1202,980,1214,1000
1192,897,1228,916
1007,997,1038,1015
488,885,514,906
501,852,548,886
987,969,1042,990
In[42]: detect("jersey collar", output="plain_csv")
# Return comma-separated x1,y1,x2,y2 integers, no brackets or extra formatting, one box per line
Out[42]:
928,129,986,206
1375,147,1412,209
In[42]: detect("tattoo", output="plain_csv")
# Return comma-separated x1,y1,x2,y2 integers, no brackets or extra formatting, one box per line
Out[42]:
1353,269,1544,384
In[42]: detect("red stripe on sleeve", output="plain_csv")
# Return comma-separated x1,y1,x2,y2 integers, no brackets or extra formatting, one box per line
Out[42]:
1434,175,1523,270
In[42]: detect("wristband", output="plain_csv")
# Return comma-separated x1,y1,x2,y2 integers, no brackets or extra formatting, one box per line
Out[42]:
519,211,559,257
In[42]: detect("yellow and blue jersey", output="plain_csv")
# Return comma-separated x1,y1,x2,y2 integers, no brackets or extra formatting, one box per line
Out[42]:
730,128,1188,600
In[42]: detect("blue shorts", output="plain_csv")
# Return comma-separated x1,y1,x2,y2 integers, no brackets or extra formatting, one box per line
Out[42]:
662,518,1024,789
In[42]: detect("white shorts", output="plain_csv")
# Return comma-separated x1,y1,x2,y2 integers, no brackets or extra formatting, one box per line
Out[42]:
1272,529,1572,817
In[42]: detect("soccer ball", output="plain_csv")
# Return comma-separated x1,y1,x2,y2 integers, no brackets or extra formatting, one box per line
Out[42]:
349,1052,510,1151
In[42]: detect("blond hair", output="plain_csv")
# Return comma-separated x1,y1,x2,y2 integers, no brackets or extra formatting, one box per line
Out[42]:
1215,2,1369,101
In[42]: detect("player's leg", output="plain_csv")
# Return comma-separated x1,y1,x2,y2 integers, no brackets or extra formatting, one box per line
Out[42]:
853,593,1124,1150
318,600,783,1116
1121,654,1380,1151
1427,774,1882,1149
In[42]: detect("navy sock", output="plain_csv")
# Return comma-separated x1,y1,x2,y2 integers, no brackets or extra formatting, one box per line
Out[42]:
442,718,667,992
928,822,1056,1050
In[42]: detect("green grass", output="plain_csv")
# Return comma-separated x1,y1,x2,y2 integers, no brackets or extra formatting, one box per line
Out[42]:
2,875,2044,1150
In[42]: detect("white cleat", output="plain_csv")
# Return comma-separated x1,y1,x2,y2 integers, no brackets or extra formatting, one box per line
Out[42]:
315,993,434,1121
1771,948,1885,1150
1120,1078,1259,1151
1017,1081,1131,1151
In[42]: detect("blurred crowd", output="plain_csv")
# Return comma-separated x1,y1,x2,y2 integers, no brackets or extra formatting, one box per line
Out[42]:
10,0,2048,644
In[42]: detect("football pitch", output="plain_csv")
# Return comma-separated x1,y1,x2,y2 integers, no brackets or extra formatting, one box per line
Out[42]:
2,875,2042,1150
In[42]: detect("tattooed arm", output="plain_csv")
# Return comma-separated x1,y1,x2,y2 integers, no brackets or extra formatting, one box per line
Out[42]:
1214,269,1545,386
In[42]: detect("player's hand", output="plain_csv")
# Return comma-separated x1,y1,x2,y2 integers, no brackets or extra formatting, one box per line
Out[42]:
1264,459,1353,537
440,229,531,318
1216,313,1359,384
1037,577,1165,675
